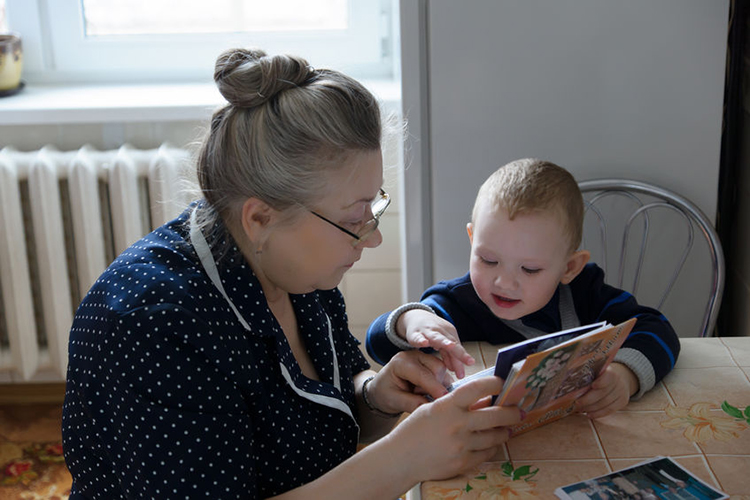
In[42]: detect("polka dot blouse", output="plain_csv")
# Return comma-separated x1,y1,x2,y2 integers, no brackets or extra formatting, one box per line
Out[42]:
62,205,371,499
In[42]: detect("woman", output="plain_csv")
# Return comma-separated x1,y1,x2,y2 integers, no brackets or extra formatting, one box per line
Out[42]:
62,48,520,499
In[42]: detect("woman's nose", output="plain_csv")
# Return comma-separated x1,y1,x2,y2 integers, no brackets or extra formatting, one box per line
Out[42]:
360,227,383,249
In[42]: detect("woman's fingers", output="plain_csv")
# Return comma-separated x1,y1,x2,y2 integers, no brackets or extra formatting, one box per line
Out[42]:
411,351,451,398
468,394,495,411
464,426,512,452
379,351,450,412
386,374,521,482
448,375,504,408
463,405,522,432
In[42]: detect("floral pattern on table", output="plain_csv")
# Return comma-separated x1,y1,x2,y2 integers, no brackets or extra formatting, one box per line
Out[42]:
416,338,750,499
423,462,539,499
660,402,749,444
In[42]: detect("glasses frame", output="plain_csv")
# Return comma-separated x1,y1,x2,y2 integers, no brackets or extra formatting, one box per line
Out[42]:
310,189,391,247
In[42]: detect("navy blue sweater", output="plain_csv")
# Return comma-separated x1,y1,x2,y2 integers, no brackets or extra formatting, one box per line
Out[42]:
366,264,679,396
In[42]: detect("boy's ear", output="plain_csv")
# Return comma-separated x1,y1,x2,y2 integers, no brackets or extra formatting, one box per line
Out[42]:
466,222,474,244
240,197,276,243
560,249,590,285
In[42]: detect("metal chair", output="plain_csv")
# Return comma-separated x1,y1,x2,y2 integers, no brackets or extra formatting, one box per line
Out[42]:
578,179,724,338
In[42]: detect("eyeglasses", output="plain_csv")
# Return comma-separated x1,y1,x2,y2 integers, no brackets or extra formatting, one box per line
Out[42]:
310,189,391,247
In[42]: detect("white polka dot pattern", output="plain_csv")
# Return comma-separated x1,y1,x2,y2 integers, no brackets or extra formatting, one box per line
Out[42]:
62,205,370,499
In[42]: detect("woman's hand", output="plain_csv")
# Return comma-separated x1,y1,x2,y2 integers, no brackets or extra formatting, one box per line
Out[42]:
287,376,522,499
364,350,452,415
398,309,475,378
385,376,522,482
575,362,639,419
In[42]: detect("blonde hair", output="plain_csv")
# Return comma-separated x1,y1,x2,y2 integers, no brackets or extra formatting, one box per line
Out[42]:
472,158,584,251
193,48,382,246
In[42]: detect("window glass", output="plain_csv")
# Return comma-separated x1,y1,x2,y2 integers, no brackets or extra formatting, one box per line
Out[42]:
82,0,348,36
0,0,7,32
4,0,393,83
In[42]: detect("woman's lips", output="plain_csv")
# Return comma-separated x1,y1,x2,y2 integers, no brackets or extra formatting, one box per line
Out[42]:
493,294,520,308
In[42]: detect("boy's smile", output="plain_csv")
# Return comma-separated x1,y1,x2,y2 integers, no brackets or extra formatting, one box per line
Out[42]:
467,200,588,321
493,294,521,308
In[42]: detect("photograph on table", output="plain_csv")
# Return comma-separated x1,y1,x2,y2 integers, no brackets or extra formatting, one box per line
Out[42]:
555,456,727,500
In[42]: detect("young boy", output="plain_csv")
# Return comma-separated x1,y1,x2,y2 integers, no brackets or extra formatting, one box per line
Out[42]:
366,159,680,418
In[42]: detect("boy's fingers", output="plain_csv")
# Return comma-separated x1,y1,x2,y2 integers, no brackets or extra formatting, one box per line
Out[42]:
576,388,607,411
447,343,475,366
577,385,624,419
442,353,465,379
583,404,618,420
410,332,430,348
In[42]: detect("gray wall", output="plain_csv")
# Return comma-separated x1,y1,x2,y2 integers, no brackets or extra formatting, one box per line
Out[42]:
400,0,729,337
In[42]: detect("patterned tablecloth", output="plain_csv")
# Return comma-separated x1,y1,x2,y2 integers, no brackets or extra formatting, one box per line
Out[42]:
409,337,750,500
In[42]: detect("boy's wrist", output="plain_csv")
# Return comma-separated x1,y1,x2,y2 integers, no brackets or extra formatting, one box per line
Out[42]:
612,348,654,399
385,302,435,350
611,362,640,397
625,367,640,397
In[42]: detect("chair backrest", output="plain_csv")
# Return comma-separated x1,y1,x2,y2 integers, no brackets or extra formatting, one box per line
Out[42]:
578,179,724,337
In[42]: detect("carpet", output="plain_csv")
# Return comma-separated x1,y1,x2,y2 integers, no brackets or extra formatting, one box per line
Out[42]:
0,403,71,500
0,403,408,499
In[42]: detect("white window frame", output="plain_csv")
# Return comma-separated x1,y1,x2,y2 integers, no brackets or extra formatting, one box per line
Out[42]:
5,0,395,84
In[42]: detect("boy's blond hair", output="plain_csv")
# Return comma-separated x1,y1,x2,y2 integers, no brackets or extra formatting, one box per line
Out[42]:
472,158,584,252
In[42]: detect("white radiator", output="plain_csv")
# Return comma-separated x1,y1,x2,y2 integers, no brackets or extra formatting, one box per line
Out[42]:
0,143,193,383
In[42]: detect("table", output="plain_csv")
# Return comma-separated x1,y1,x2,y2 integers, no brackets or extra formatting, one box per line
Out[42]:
408,337,750,499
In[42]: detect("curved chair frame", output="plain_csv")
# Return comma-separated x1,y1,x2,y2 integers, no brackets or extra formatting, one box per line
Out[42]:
578,179,724,337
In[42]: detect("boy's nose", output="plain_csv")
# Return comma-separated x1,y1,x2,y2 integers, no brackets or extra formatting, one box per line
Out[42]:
494,271,518,289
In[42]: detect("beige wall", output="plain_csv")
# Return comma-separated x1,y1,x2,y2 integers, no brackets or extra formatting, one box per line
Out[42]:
0,117,405,366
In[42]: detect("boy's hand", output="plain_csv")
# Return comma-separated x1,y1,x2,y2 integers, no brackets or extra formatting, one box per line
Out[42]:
575,362,639,419
397,309,475,379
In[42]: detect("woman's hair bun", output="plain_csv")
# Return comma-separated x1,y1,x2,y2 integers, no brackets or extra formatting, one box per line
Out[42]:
214,48,317,108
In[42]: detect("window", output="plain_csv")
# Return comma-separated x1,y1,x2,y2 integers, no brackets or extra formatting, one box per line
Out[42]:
0,0,6,32
81,0,348,35
4,0,395,84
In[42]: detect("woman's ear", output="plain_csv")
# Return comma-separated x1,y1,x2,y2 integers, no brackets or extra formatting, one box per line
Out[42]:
560,249,590,285
240,197,276,244
466,222,474,244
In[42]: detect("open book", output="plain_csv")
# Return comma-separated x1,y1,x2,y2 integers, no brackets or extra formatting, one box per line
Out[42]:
449,318,636,436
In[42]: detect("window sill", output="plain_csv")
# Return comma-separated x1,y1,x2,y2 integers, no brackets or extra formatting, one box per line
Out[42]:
0,79,401,126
